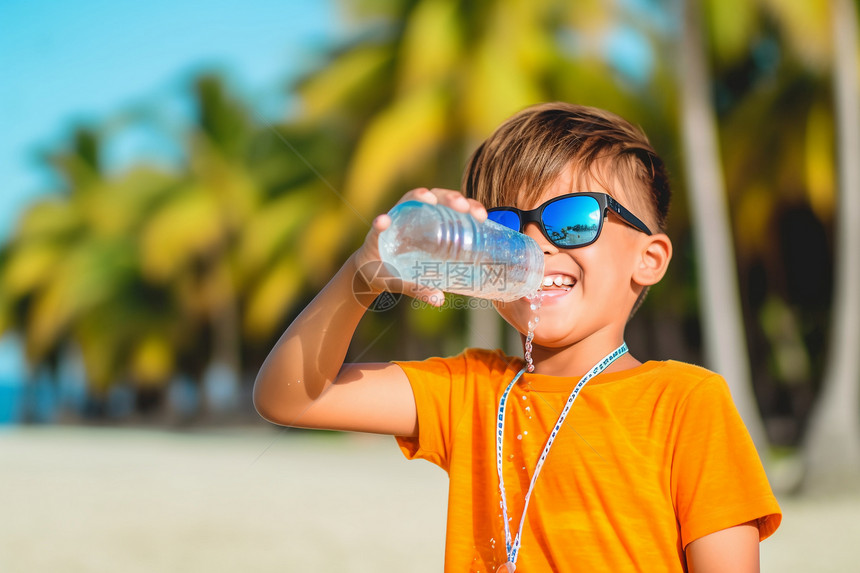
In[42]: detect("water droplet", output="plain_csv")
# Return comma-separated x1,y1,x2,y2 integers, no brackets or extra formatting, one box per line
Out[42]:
522,395,527,400
517,434,523,440
525,406,530,412
508,454,514,461
523,431,528,436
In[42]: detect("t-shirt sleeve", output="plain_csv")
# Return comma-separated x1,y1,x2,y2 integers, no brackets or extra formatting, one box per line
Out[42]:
671,374,782,547
391,352,472,472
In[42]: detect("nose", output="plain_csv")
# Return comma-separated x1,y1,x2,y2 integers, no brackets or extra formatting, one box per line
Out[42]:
523,222,558,255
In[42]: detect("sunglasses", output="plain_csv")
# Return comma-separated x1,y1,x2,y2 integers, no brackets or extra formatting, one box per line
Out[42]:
486,192,652,249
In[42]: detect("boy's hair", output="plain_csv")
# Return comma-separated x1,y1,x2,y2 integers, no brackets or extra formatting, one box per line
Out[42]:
462,102,670,234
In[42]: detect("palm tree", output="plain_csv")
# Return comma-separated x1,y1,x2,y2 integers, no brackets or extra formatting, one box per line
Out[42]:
674,0,853,461
0,126,184,413
676,0,769,454
803,0,860,492
696,0,860,490
133,74,268,414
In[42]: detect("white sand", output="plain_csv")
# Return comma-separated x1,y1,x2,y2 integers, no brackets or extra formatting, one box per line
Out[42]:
0,426,857,572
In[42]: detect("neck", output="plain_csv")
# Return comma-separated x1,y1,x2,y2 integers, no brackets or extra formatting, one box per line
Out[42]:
524,331,641,377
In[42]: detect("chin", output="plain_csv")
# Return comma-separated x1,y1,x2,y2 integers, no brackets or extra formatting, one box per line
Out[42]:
530,328,579,349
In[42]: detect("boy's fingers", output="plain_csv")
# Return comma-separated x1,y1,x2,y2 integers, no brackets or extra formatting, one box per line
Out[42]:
397,187,437,206
381,184,482,222
424,292,445,307
466,198,488,222
372,214,391,232
396,278,443,305
395,189,479,218
437,189,470,211
409,289,445,307
416,188,439,204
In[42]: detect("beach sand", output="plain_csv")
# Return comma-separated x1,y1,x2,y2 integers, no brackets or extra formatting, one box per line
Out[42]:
0,426,856,571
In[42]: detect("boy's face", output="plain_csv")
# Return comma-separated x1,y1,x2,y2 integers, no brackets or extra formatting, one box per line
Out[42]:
492,164,651,348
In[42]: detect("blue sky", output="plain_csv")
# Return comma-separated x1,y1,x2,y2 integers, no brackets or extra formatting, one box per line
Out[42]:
0,0,338,241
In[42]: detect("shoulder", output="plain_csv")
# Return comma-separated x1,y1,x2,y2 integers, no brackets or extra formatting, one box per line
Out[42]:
648,362,752,445
626,361,737,425
654,359,721,381
646,360,729,395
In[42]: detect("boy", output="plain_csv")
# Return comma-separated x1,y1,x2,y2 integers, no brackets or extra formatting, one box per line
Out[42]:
254,102,781,572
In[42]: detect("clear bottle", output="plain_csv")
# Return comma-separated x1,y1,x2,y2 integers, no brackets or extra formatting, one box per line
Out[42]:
378,201,544,302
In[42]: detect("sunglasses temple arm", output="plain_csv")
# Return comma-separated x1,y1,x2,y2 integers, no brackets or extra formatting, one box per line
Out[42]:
607,197,652,235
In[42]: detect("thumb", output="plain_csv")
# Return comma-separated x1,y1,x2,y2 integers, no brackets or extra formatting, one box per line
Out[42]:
406,286,446,308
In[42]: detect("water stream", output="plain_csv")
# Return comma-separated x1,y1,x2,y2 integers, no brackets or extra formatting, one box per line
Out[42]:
523,291,542,373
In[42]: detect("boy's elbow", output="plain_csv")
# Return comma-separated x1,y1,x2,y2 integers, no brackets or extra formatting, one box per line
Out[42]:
252,371,311,428
252,388,274,424
252,372,285,426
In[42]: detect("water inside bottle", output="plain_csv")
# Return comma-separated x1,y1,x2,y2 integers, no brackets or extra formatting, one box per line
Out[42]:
523,290,542,372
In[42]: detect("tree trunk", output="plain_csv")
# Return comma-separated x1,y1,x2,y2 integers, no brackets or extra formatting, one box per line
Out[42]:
678,0,769,455
204,258,242,418
468,305,504,353
803,0,860,493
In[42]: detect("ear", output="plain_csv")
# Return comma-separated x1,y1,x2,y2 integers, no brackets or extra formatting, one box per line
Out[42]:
632,233,672,287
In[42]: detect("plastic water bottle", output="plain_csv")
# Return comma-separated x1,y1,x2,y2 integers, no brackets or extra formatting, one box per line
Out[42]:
378,201,544,302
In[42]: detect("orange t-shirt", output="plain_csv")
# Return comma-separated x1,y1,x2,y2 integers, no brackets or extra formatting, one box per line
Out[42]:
394,348,781,572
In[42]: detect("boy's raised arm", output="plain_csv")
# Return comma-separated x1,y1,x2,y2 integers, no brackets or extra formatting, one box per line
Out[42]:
252,188,487,436
252,250,419,435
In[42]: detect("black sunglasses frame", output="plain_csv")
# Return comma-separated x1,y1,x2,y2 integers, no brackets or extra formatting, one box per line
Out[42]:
487,192,652,249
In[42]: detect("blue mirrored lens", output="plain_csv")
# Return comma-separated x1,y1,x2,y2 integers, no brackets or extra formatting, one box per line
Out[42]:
487,210,521,231
542,196,600,246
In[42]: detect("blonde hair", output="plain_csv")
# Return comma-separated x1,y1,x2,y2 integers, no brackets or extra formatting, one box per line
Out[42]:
463,102,670,233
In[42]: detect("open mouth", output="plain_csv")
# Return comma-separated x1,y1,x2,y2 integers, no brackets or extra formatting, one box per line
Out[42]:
540,274,577,292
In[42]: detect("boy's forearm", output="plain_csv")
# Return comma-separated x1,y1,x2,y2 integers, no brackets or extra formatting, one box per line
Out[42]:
253,254,377,425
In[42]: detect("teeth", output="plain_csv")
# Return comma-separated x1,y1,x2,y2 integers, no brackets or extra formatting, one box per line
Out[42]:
541,274,576,289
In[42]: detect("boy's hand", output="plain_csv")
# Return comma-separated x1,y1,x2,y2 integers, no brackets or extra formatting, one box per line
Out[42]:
352,188,488,306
